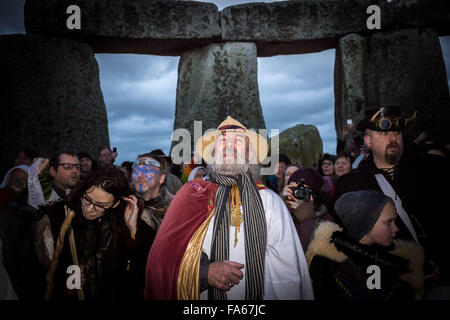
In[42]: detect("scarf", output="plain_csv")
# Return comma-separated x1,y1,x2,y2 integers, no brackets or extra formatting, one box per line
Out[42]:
208,171,267,300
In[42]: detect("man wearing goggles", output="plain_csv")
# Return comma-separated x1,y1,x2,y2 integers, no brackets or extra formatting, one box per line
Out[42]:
335,106,450,292
132,152,174,232
358,106,416,167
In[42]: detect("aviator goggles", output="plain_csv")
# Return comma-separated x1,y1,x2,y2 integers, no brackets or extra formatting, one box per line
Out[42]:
369,110,417,131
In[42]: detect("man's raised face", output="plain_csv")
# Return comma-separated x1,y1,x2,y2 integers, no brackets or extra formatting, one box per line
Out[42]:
214,131,249,165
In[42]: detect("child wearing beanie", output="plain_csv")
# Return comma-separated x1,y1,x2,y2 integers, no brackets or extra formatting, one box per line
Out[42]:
306,190,424,300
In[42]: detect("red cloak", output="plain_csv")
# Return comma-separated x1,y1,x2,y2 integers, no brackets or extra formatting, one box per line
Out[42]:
144,179,267,300
144,179,217,299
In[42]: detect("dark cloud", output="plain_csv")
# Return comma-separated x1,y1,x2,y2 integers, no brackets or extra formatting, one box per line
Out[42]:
0,0,25,34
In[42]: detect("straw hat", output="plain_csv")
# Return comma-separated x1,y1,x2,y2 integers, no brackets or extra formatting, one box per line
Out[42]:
195,116,269,164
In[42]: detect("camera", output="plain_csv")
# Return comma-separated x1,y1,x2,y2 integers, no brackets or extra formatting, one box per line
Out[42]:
289,179,311,202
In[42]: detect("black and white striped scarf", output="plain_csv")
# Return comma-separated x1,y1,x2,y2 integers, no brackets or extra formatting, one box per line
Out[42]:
208,171,267,300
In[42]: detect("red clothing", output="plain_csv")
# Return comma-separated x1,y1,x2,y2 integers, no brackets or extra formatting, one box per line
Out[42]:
144,179,268,300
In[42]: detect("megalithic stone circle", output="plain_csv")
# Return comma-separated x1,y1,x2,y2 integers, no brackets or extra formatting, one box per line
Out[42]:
0,0,446,176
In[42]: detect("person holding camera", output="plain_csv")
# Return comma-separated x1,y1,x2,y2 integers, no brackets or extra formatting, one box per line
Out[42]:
282,168,333,252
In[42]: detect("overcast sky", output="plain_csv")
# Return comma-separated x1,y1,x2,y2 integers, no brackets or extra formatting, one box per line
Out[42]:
1,0,449,165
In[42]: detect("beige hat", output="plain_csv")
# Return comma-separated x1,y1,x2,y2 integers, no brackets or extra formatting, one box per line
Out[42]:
195,116,269,164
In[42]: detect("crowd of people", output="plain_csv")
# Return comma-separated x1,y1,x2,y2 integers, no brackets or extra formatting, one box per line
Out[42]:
1,106,450,301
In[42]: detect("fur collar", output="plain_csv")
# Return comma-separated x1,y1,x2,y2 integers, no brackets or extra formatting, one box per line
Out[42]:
306,221,347,266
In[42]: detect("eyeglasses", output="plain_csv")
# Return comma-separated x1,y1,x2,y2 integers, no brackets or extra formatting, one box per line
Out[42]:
370,110,417,131
58,163,81,170
81,194,113,212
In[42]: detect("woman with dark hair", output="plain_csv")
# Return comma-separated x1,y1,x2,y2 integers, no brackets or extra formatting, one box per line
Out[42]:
318,153,336,177
282,168,334,252
318,153,337,202
39,166,155,300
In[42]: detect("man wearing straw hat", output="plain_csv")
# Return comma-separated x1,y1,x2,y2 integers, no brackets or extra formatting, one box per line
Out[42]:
145,116,314,300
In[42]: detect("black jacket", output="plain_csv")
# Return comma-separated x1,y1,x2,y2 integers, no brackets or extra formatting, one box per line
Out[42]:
334,149,450,276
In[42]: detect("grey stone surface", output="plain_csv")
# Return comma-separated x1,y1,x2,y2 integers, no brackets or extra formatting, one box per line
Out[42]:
171,42,266,154
273,124,323,169
24,0,221,55
391,0,450,36
334,34,368,141
221,0,394,57
365,28,450,140
0,34,109,178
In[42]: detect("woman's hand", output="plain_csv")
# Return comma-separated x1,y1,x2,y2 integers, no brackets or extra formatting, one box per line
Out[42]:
283,181,314,210
122,195,139,236
283,182,300,209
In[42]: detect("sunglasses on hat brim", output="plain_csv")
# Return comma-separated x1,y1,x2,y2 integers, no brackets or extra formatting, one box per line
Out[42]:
369,110,417,131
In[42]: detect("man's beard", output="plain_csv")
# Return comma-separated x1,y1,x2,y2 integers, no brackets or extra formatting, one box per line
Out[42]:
211,162,249,175
384,142,402,165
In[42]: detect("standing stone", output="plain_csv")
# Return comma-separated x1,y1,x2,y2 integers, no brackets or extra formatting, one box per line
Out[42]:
273,124,323,169
172,42,266,155
334,33,368,141
0,35,109,178
365,28,450,140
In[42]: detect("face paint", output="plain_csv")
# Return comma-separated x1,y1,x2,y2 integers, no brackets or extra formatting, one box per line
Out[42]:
132,165,160,192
